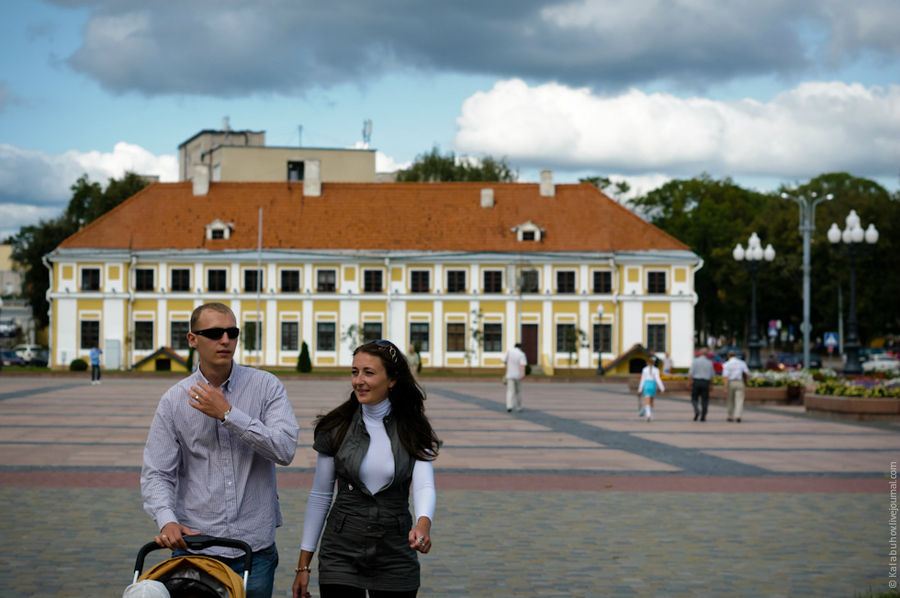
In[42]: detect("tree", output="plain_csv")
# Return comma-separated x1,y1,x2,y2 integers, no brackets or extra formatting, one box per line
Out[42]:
580,176,631,202
396,147,517,182
627,172,900,350
10,172,149,327
297,341,312,373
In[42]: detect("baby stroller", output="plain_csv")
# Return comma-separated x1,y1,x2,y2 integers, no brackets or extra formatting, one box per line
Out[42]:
131,535,252,598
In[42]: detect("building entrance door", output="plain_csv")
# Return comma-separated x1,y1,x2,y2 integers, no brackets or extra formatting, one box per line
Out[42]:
521,324,538,365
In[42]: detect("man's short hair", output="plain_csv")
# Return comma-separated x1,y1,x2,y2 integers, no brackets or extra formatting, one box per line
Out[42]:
728,350,736,358
190,302,235,331
515,343,522,349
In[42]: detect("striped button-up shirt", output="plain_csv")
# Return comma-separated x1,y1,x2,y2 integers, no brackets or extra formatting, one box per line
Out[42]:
141,364,299,557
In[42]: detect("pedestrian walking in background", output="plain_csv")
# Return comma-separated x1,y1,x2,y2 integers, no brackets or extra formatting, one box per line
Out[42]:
141,302,299,598
292,340,439,598
407,344,422,375
90,345,103,384
722,350,750,422
638,357,665,421
661,352,673,375
502,343,528,413
687,348,714,421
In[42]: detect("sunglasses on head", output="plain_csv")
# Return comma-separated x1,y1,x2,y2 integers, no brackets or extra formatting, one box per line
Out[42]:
192,327,240,340
372,339,398,362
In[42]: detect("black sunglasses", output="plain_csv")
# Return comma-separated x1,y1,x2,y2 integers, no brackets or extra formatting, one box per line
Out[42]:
192,327,240,340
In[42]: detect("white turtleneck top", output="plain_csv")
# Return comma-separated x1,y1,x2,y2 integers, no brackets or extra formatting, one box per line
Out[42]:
300,399,436,552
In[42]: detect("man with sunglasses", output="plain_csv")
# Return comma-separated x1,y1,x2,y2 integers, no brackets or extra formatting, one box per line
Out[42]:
141,302,299,598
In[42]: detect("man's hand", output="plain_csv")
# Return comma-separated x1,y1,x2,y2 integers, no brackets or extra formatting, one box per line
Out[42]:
188,381,231,420
155,522,198,551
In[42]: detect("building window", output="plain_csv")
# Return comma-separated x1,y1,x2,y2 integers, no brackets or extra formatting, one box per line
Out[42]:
446,270,466,293
410,270,430,293
593,271,612,294
483,323,502,352
243,321,260,351
281,321,299,351
208,269,227,292
647,323,667,353
316,322,336,351
171,268,191,292
446,323,465,352
556,271,576,294
211,229,225,240
556,323,576,352
281,270,300,293
135,268,154,291
244,269,262,292
483,270,503,293
317,269,336,292
287,161,304,181
362,322,383,343
410,322,430,351
363,270,383,293
171,321,190,350
80,320,99,350
647,271,667,294
593,323,612,353
81,268,100,291
519,270,539,293
522,231,536,241
135,321,154,351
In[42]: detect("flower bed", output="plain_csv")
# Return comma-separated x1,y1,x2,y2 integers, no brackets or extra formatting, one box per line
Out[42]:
805,375,900,420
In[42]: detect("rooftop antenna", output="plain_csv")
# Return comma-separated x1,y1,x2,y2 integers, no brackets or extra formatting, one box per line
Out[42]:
362,119,372,148
222,116,231,131
298,124,303,147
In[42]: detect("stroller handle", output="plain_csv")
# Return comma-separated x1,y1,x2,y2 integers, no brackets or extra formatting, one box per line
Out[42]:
133,535,254,581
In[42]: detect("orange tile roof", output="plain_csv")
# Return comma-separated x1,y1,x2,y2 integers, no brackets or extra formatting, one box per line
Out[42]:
57,181,690,253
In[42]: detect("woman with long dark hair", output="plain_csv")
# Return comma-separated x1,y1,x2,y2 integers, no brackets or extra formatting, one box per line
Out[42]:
292,340,440,598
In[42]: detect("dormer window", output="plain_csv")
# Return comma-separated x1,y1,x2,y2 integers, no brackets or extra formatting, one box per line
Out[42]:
206,218,234,240
512,220,544,242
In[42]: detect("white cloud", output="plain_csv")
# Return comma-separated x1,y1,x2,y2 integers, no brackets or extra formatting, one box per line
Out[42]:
454,79,900,183
0,142,177,239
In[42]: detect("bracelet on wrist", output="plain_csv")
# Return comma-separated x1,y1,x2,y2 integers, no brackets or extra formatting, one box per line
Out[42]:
295,566,311,573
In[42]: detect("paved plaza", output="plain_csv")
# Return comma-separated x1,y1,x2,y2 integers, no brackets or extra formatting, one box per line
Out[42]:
1,375,897,597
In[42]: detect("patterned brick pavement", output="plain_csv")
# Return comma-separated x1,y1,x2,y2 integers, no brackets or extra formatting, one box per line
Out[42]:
0,375,897,596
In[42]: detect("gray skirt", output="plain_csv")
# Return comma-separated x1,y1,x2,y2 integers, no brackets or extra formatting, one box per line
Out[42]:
318,507,420,591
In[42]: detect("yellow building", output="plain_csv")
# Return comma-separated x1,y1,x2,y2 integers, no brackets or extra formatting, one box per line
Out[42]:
45,170,701,372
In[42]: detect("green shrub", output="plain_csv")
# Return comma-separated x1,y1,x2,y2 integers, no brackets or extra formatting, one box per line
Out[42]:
297,341,312,373
70,358,88,371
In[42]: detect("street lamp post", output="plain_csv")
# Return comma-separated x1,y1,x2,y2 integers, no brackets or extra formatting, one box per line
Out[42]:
827,210,878,375
781,191,833,369
733,233,775,370
595,304,604,375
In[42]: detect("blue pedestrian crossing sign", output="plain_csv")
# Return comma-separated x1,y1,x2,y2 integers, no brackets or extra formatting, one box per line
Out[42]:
824,332,839,348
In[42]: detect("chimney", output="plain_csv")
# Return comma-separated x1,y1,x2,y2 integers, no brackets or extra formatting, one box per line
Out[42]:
540,169,554,197
303,159,321,196
192,164,209,196
480,188,494,208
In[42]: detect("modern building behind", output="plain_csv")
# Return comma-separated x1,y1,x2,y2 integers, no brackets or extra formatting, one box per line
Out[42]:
178,121,376,185
44,167,701,373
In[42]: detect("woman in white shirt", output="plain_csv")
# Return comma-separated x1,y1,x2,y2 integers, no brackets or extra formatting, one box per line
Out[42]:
292,340,439,598
638,357,665,422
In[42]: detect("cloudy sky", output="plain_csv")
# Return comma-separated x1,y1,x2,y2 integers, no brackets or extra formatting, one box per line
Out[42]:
2,0,899,241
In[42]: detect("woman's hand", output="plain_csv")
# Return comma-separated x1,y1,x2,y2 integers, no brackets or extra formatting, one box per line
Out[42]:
292,550,314,598
409,516,432,553
291,570,311,598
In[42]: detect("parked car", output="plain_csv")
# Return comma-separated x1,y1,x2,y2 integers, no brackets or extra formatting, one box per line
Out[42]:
0,349,26,367
859,347,887,362
793,353,822,369
765,352,801,371
861,353,900,373
13,344,49,367
716,345,745,360
0,319,19,338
